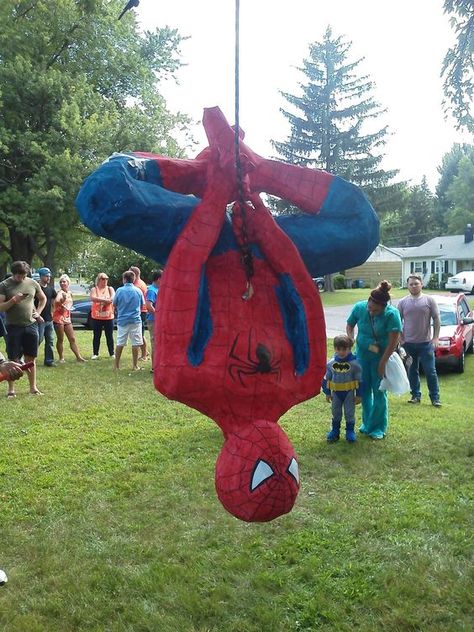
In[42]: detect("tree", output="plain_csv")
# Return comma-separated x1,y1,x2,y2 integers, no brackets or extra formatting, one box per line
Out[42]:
0,0,189,271
436,143,474,223
76,236,159,288
442,1,474,132
272,27,397,196
271,26,399,289
381,178,440,247
445,155,474,232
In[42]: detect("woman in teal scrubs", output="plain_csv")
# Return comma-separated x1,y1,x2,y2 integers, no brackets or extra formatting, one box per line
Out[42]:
346,281,402,439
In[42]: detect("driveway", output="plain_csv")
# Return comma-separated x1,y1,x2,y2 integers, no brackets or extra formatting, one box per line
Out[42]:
324,299,400,338
324,304,352,338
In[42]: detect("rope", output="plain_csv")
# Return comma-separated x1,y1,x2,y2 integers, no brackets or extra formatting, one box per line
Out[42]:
234,0,254,298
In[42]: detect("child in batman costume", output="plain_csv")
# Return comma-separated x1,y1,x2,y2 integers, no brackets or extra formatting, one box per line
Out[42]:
322,335,362,443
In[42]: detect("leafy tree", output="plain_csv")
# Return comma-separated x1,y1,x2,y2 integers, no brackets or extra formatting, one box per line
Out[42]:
0,0,188,270
436,143,474,224
445,155,474,232
272,26,398,200
381,178,440,247
442,0,474,132
76,236,160,289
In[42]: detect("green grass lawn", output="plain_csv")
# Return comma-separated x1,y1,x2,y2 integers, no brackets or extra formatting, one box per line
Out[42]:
319,287,474,307
0,329,473,631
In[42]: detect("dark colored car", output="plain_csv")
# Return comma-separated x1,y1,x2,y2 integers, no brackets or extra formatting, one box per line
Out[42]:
313,277,325,291
432,293,474,373
71,299,118,329
70,299,94,329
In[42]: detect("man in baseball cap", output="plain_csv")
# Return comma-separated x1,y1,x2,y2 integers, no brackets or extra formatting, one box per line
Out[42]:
36,268,57,367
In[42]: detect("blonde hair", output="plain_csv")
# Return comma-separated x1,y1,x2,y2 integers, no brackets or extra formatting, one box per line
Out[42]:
59,274,71,284
95,272,109,286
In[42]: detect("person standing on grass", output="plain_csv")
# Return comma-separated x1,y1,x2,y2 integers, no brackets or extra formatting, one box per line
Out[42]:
346,280,402,440
113,270,144,371
322,334,362,443
130,266,149,362
53,274,86,363
145,270,162,372
36,267,57,367
397,274,442,407
0,260,46,397
90,272,115,360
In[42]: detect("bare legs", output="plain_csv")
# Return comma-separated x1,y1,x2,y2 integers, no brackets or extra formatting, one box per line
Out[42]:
55,323,86,362
7,355,40,396
114,345,140,370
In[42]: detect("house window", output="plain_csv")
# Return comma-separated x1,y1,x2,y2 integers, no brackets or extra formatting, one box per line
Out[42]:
413,262,423,273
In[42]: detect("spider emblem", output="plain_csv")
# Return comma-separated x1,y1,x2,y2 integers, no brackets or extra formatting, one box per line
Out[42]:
228,330,281,386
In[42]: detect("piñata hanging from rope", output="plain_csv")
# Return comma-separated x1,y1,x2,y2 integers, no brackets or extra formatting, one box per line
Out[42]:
76,106,379,522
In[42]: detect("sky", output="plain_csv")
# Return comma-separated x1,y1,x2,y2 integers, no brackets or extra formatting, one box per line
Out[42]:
136,0,469,190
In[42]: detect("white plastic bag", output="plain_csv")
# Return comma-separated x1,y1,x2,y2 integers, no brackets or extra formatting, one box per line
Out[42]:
379,352,410,395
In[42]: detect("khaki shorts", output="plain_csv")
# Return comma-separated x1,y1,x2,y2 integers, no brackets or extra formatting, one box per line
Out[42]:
117,322,143,347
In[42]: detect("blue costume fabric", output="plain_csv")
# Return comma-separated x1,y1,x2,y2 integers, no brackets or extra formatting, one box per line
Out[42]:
322,352,362,441
75,153,379,281
347,301,402,439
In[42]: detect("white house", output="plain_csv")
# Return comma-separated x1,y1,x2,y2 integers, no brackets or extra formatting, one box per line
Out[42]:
400,224,474,285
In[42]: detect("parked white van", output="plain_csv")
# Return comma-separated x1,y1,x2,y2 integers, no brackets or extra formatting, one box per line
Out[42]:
445,271,474,294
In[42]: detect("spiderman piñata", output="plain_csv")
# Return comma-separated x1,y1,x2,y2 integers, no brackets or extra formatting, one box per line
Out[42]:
76,107,379,522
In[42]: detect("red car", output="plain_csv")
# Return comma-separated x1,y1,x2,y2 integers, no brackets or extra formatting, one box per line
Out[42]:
432,293,474,373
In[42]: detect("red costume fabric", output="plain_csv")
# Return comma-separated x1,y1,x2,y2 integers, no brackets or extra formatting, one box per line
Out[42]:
76,106,380,522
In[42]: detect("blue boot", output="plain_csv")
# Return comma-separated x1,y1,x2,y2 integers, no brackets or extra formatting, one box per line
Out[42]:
345,421,357,443
327,420,340,443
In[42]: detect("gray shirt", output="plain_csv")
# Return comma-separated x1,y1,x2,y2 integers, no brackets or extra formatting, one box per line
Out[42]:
398,294,440,343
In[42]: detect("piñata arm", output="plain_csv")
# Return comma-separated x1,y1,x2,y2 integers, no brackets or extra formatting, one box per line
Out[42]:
244,195,326,385
154,154,233,396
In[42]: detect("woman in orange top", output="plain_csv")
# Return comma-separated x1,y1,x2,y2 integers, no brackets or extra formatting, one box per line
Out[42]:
90,272,115,359
53,274,86,363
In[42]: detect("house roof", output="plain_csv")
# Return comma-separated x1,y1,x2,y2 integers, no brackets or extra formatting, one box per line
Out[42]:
387,246,418,257
395,235,474,259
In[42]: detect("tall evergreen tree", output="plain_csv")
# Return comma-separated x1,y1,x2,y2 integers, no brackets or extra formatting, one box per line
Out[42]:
272,27,397,200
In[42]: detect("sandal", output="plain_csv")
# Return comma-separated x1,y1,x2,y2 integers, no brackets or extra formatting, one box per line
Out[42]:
6,392,16,399
29,390,43,396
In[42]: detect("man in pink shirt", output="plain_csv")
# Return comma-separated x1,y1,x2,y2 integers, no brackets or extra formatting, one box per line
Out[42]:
398,274,441,407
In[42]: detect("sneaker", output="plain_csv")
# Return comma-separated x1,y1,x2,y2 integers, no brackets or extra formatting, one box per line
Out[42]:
407,396,421,404
432,400,442,408
91,355,99,360
345,429,357,443
326,430,340,443
44,362,57,367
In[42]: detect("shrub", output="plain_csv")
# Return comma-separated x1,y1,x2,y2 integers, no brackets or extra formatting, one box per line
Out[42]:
333,273,346,289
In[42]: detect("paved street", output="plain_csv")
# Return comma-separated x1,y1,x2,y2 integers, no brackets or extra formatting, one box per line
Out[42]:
324,304,352,338
324,298,401,338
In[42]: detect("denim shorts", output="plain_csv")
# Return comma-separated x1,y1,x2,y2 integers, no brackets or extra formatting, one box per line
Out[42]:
6,322,39,359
